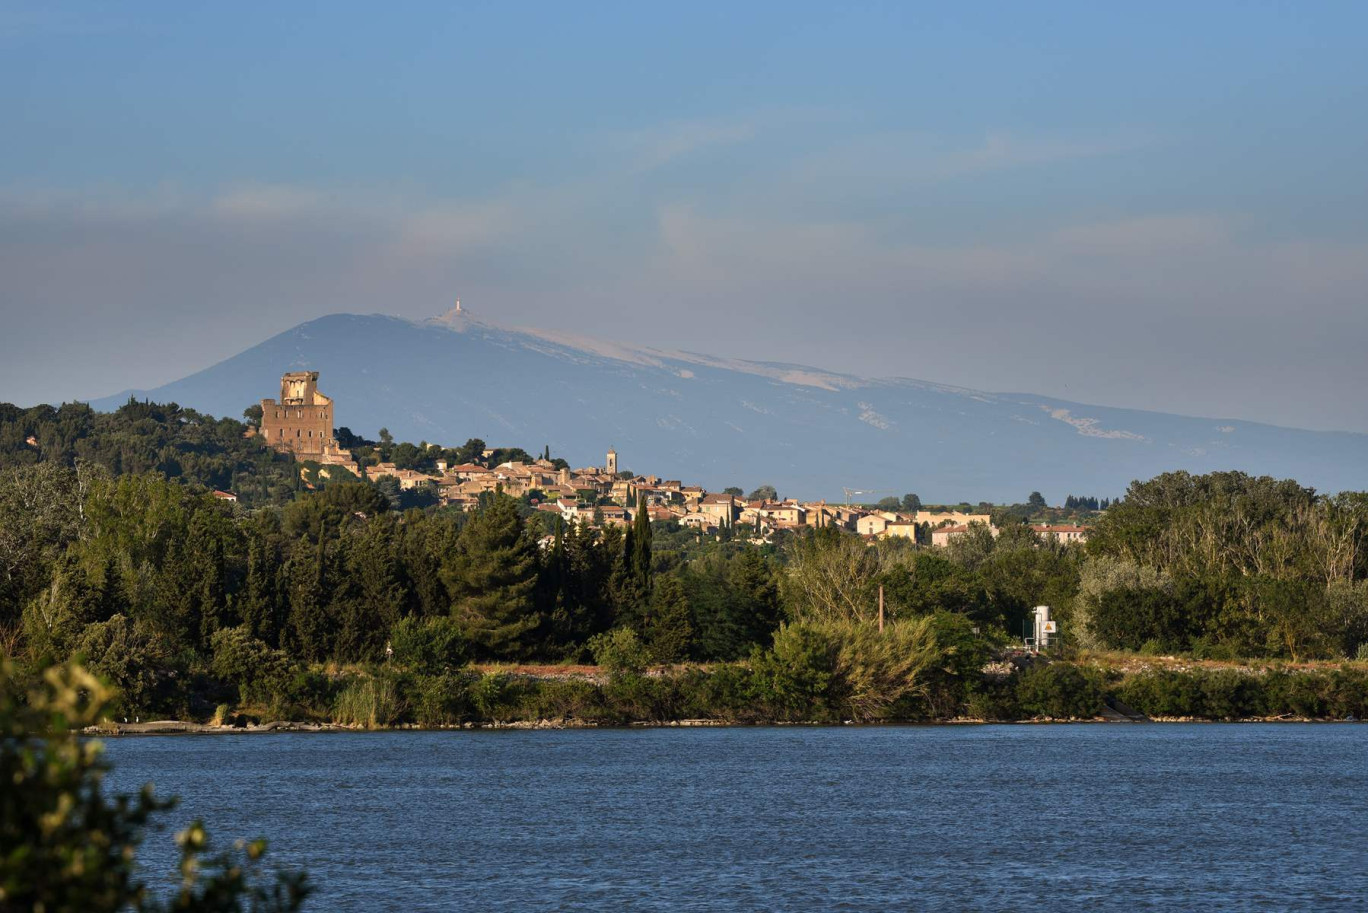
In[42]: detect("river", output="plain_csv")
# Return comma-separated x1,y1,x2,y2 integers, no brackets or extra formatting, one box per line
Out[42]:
102,724,1368,911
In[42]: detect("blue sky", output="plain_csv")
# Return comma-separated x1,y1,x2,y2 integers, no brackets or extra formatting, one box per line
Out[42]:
3,2,1367,430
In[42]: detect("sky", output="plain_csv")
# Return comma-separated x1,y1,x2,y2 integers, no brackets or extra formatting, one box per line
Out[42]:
2,2,1367,432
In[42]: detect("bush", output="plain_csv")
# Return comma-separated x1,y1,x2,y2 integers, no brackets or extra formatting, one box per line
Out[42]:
389,615,468,675
750,623,841,721
829,618,939,721
588,627,650,676
1197,669,1263,719
73,615,173,716
602,672,679,723
524,678,605,722
1263,670,1328,718
269,668,335,720
409,672,472,727
1016,662,1106,719
468,672,524,721
1114,668,1368,720
676,665,760,722
211,625,294,708
963,681,1021,721
1115,670,1205,719
921,612,997,719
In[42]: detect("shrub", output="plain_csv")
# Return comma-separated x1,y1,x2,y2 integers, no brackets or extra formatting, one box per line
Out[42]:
588,627,650,676
921,612,997,719
1016,662,1106,719
469,672,520,721
601,672,670,722
963,681,1021,721
389,615,468,675
1324,669,1368,718
750,623,841,721
1263,670,1328,718
210,625,294,708
829,618,939,721
524,678,605,722
409,672,472,727
73,615,173,716
676,665,760,722
1197,669,1263,719
1115,670,1204,719
269,668,335,721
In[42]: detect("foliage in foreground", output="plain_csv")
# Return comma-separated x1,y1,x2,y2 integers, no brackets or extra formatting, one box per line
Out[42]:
0,662,309,912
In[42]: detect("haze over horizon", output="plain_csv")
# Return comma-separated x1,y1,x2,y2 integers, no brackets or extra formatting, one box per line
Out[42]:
3,3,1367,433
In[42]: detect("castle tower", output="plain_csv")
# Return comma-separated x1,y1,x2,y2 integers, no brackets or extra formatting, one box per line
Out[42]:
606,447,618,475
260,371,340,459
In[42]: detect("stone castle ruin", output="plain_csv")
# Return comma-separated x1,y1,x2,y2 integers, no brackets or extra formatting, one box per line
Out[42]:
259,371,347,459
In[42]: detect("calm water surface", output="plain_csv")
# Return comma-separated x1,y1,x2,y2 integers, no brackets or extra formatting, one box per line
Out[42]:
102,725,1368,911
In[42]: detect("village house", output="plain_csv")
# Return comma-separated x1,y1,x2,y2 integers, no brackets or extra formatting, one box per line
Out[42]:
804,502,855,530
445,463,492,481
856,514,891,536
915,510,993,529
930,524,969,547
931,522,1000,547
698,492,737,526
1031,524,1090,544
880,521,920,541
678,486,706,509
679,511,720,532
740,500,806,532
597,505,630,527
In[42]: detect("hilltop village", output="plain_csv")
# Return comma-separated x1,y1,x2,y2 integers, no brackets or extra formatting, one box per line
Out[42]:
257,371,1089,545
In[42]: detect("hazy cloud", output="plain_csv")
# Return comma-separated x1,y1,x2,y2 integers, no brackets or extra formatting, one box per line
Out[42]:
601,118,762,175
786,127,1155,189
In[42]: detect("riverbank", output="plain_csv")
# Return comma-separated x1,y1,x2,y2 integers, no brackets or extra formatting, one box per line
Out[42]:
85,716,1363,736
79,653,1368,734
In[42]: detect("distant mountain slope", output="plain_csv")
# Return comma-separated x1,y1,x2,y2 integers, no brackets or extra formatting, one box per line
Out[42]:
91,310,1368,502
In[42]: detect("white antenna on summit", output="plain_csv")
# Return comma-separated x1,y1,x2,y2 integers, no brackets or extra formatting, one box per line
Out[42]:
454,299,462,314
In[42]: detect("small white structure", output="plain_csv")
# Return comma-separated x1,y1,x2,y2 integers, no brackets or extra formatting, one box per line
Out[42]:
1027,605,1057,652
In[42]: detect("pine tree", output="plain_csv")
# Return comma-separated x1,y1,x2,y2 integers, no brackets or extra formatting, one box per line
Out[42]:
441,493,541,660
642,576,692,663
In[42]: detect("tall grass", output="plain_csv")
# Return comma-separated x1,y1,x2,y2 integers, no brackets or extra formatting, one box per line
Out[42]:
331,677,402,728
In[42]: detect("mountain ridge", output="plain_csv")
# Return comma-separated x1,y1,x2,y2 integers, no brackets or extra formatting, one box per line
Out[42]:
89,309,1368,502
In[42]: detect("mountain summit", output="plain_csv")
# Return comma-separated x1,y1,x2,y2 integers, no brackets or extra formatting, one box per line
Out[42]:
91,310,1368,502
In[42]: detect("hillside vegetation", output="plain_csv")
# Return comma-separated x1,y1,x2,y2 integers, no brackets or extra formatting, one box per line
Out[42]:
2,400,1366,724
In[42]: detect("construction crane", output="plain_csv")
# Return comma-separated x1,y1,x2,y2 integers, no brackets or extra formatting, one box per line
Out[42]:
842,487,897,507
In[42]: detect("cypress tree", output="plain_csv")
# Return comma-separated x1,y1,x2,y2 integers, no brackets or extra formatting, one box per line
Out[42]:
631,493,652,597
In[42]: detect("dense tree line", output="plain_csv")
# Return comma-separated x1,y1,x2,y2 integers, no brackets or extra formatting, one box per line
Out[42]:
1080,471,1368,660
0,463,791,716
1063,495,1111,511
4,401,1367,722
1,400,304,506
